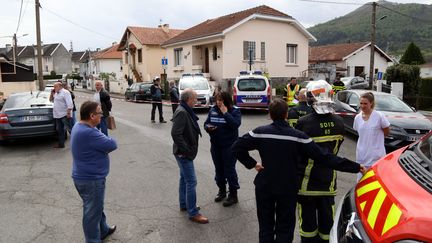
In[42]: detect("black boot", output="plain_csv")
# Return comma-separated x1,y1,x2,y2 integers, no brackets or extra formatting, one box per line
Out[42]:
223,190,238,207
214,186,226,202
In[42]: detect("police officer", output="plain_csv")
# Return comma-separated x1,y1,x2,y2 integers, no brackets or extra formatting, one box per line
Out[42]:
232,98,365,243
332,76,346,94
287,88,313,127
284,77,300,107
296,80,345,243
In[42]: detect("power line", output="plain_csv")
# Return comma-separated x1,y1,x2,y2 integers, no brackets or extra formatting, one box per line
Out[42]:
41,6,119,41
298,0,368,6
15,0,24,33
377,3,432,23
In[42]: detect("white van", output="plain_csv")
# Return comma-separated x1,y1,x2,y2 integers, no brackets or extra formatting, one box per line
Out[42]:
233,71,271,108
178,74,213,108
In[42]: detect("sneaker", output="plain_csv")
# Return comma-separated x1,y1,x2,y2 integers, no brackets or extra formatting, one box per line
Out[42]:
160,120,167,123
151,120,156,123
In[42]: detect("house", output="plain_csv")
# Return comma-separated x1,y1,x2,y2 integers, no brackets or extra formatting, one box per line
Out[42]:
5,43,72,76
420,63,432,78
71,51,87,73
309,42,394,81
117,25,183,82
0,54,36,98
89,43,124,92
161,5,316,88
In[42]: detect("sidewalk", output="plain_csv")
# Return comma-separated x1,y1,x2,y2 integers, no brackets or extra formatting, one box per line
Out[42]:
74,88,125,99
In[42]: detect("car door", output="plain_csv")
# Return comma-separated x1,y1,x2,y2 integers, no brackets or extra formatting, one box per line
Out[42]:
345,92,360,131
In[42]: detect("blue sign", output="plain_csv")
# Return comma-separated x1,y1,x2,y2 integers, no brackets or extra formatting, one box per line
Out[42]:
377,71,383,80
161,57,168,65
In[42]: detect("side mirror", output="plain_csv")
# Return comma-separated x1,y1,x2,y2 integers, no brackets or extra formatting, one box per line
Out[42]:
349,103,358,110
411,106,416,112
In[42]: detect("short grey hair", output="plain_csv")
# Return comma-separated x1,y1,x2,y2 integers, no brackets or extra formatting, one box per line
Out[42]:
180,88,196,102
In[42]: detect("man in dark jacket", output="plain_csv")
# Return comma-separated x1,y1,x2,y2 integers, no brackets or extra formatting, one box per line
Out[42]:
169,80,179,114
171,88,208,224
232,98,365,243
287,88,313,127
150,77,166,123
296,80,345,243
93,81,112,136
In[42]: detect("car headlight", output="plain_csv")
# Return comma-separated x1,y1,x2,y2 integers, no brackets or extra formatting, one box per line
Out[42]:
389,125,406,136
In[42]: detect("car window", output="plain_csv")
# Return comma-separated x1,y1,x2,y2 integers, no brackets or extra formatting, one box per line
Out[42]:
237,78,266,91
140,84,151,91
179,79,209,90
347,93,359,106
374,94,413,112
3,92,51,109
336,91,349,103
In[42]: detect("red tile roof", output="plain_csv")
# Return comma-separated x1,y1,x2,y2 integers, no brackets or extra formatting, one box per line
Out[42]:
118,26,184,50
163,5,292,46
309,42,369,63
93,44,122,59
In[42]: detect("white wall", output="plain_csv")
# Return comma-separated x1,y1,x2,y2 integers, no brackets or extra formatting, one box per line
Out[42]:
0,81,37,98
345,46,392,79
420,66,432,78
97,59,123,80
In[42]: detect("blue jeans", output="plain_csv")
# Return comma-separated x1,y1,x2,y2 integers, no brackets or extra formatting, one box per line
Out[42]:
55,117,70,146
74,179,110,243
175,155,199,217
97,117,108,136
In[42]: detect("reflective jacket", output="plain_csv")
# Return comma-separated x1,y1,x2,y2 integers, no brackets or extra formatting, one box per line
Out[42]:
287,101,313,127
284,84,300,107
296,112,345,196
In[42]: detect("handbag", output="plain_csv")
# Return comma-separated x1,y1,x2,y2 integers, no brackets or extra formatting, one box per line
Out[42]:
107,115,116,130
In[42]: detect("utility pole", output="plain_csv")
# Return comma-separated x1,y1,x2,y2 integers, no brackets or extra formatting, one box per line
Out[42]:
369,1,377,90
13,34,17,61
35,0,44,91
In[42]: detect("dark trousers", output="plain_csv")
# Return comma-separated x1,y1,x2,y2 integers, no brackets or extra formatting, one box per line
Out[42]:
55,116,70,146
210,145,240,191
171,103,178,114
151,101,164,121
255,186,297,243
297,195,335,243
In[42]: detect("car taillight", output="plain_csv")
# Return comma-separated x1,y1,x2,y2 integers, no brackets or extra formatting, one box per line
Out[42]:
267,86,272,102
233,86,237,101
0,113,9,124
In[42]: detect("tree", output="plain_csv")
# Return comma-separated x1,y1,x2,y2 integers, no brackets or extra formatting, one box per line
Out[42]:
385,64,421,96
399,42,426,65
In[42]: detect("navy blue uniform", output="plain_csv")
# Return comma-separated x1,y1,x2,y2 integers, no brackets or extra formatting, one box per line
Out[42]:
232,120,360,243
204,106,241,191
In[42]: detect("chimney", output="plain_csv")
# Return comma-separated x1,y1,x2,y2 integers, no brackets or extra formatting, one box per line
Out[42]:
112,42,117,46
5,44,12,53
160,24,170,33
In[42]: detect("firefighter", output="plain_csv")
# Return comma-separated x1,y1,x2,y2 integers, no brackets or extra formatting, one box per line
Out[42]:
296,80,345,243
332,76,346,94
287,88,313,127
232,98,365,243
284,77,300,107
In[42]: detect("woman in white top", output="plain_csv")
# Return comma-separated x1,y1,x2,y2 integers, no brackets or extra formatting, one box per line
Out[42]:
353,92,390,181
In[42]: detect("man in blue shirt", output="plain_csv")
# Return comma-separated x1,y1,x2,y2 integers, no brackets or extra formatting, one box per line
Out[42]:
71,101,118,242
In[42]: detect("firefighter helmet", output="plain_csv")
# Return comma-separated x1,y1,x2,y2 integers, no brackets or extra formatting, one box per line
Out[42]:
306,80,335,114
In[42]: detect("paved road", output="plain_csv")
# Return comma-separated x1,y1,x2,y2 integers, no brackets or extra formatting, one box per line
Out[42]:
0,91,358,243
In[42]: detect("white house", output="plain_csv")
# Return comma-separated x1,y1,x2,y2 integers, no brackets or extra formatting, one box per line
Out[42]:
161,5,316,88
420,63,432,78
309,42,394,80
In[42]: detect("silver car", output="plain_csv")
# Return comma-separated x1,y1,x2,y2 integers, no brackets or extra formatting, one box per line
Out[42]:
341,77,369,89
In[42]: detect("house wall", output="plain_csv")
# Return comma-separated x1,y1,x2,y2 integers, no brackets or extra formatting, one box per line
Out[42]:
52,45,72,75
223,19,310,80
143,45,166,81
420,65,432,78
121,33,141,81
97,59,123,80
345,46,392,79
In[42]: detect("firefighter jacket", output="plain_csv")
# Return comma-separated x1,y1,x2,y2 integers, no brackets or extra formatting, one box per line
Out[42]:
232,120,360,195
332,81,346,94
296,112,345,196
283,84,300,107
287,101,313,127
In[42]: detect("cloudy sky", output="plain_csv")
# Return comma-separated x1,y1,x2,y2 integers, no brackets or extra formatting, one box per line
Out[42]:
1,0,430,51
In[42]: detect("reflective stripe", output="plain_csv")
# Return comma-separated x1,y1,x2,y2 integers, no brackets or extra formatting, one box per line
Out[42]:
311,135,344,143
300,229,318,238
297,202,303,227
382,203,402,235
319,232,330,240
367,188,387,229
287,84,299,105
300,159,314,193
329,169,337,192
359,170,375,183
288,118,298,127
356,180,380,197
248,131,312,143
298,190,337,196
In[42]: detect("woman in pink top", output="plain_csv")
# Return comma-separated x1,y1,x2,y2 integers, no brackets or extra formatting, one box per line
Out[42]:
353,92,390,181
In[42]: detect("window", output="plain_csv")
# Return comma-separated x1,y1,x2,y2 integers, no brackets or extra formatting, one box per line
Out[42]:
237,78,266,91
286,44,297,64
137,49,142,63
243,41,256,60
261,42,265,60
174,48,183,66
212,46,217,61
125,52,128,64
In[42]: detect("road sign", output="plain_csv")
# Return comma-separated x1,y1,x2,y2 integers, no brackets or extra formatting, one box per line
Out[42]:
377,71,383,80
161,57,168,66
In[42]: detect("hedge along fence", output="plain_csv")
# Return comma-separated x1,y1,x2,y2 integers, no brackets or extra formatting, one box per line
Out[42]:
404,78,432,111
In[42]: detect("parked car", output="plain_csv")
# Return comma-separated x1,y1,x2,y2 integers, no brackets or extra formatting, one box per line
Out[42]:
341,76,369,89
331,130,432,242
233,71,271,108
334,90,432,150
0,91,56,143
178,74,213,108
124,82,152,102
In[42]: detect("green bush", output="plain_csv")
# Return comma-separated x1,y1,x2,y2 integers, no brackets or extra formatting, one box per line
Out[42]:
420,78,432,110
385,64,421,97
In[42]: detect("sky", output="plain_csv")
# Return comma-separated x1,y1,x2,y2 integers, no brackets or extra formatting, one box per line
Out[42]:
0,0,431,52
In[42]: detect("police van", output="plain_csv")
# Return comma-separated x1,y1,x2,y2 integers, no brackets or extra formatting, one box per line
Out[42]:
233,71,271,108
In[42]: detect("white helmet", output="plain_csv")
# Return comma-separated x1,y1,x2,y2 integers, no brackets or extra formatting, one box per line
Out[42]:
306,80,335,114
153,76,160,81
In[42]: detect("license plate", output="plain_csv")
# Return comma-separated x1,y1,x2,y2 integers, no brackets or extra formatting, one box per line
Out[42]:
21,116,44,122
242,98,262,103
407,136,421,142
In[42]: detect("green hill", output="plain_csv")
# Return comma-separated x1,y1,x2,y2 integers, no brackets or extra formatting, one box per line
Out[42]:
307,0,432,61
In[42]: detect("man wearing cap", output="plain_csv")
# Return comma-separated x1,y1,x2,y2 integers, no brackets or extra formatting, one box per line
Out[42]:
150,77,166,123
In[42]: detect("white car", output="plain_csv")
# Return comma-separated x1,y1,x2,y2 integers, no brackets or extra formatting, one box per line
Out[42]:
340,77,369,89
233,71,271,108
178,74,213,108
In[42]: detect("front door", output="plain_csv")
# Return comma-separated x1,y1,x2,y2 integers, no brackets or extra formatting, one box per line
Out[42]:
204,48,209,73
